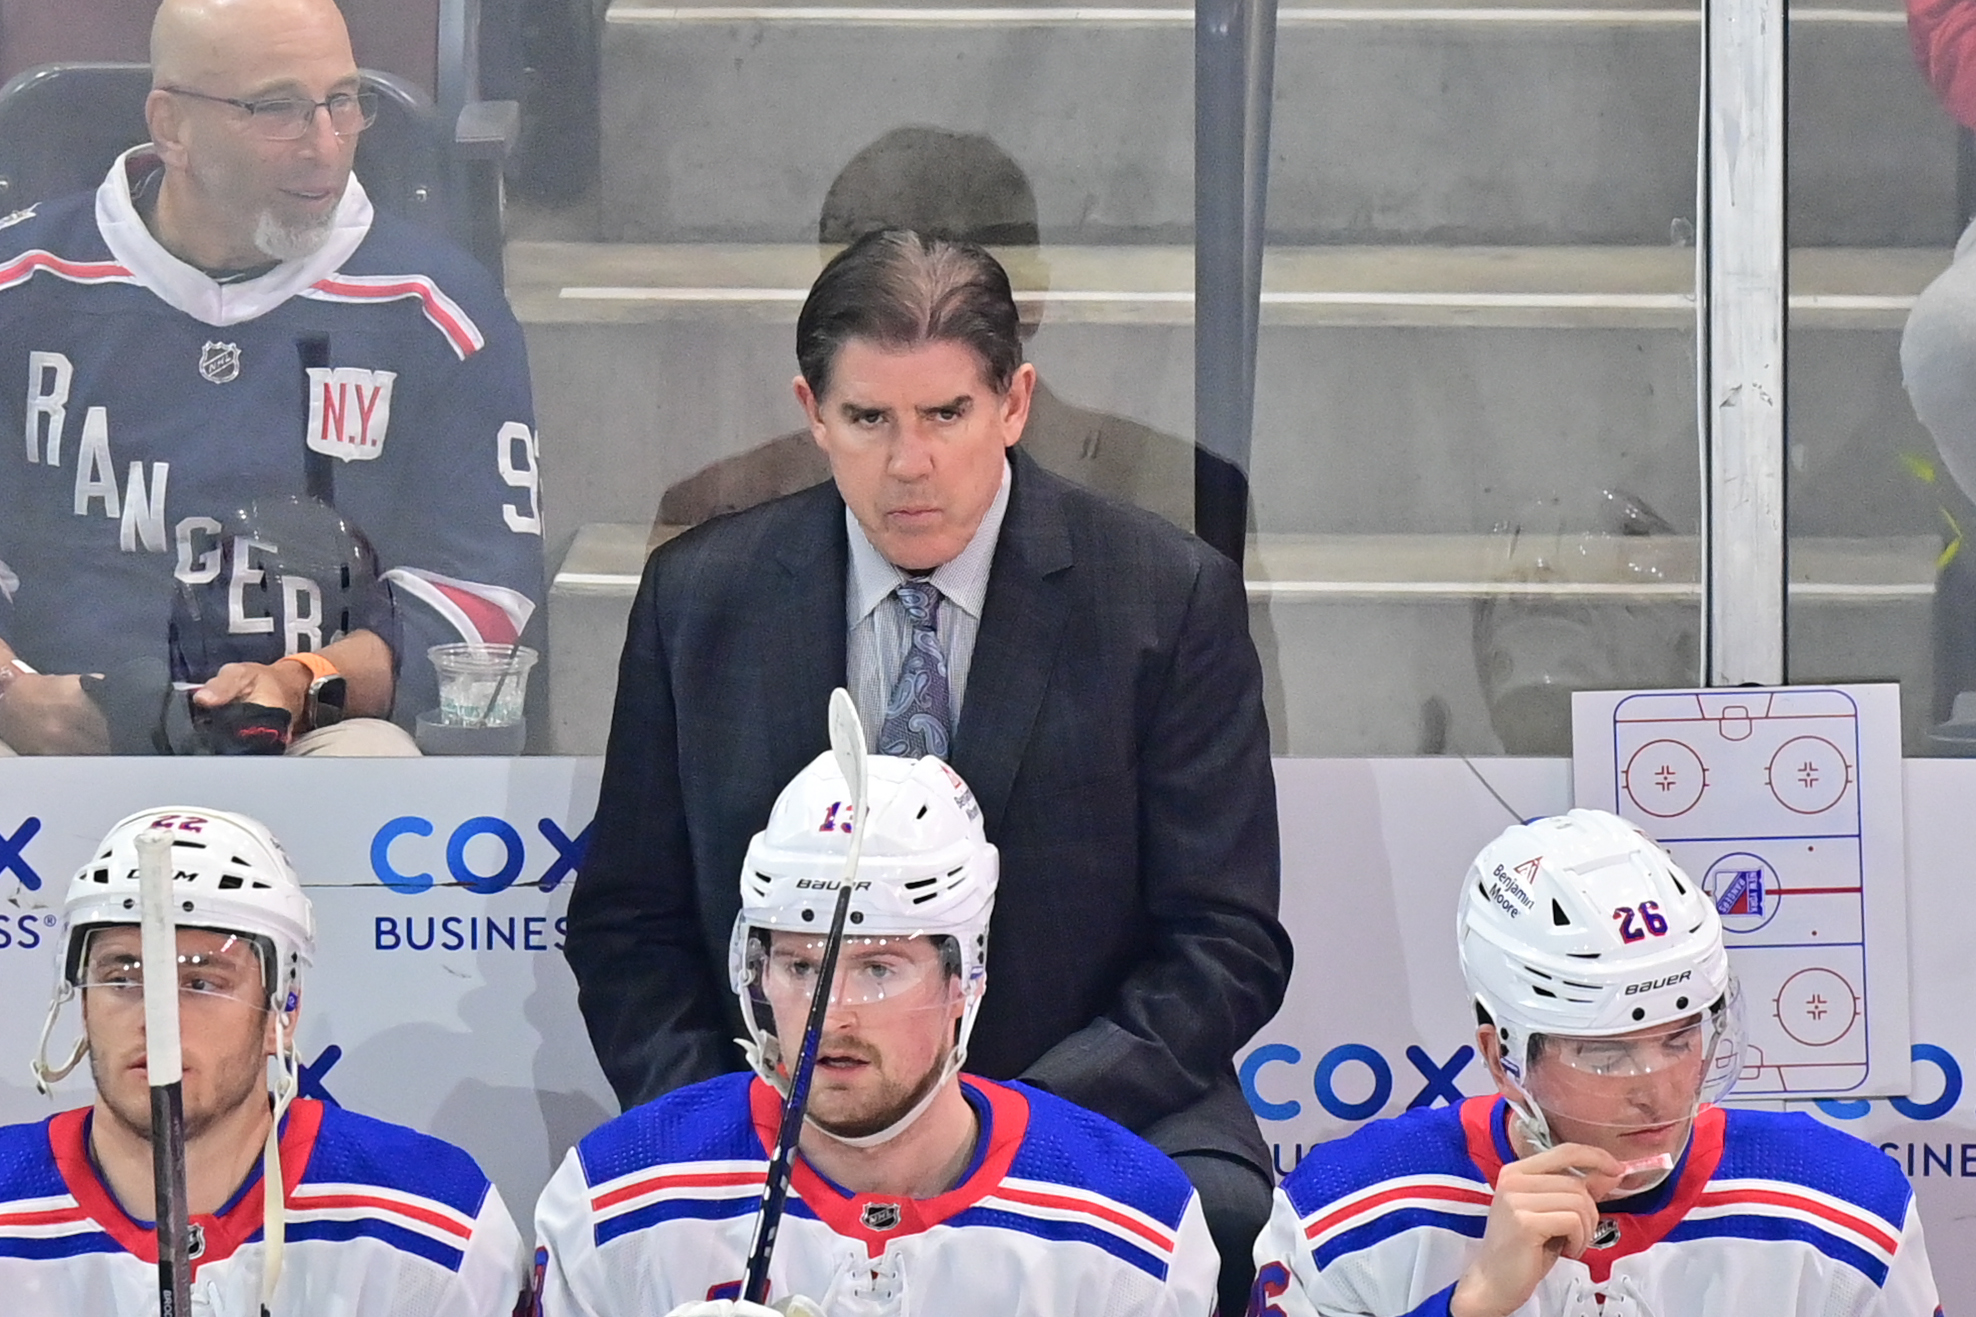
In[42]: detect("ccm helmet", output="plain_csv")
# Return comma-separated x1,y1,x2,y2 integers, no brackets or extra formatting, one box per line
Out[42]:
730,751,997,1145
1458,809,1742,1157
32,807,318,1309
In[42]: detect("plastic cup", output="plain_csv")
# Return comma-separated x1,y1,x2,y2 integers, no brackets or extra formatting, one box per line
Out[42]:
428,643,538,728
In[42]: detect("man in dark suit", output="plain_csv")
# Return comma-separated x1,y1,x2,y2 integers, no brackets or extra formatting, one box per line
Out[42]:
565,229,1290,1315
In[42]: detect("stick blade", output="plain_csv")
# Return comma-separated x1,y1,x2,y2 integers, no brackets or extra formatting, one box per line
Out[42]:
827,687,867,815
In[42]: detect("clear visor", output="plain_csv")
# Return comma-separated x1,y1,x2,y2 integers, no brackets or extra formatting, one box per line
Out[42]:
75,929,270,1016
743,932,951,1011
1518,986,1744,1194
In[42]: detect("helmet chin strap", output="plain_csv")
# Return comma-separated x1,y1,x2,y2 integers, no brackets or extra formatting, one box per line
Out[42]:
30,987,86,1095
259,984,302,1314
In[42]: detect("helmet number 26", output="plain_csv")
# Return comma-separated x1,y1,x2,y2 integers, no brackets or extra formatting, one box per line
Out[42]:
1613,901,1669,943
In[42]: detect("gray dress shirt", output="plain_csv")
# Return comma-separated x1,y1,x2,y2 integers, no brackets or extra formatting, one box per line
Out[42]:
845,459,1012,748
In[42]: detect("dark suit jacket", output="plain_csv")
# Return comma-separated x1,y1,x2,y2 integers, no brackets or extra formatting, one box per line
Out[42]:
566,449,1291,1171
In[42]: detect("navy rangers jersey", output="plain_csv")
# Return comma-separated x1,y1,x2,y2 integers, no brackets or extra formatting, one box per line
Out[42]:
0,148,543,725
0,1098,526,1315
532,1073,1220,1316
1251,1095,1941,1316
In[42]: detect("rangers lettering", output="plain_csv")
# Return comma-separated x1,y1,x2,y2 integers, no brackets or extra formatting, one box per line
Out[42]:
175,515,224,583
118,461,169,553
70,407,116,517
281,574,324,652
227,535,276,636
24,350,70,464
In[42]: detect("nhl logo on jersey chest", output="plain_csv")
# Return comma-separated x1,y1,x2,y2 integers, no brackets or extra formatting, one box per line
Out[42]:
860,1201,902,1231
199,340,242,384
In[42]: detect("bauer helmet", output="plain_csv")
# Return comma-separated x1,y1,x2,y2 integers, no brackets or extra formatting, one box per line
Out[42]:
730,751,997,1144
1458,809,1742,1169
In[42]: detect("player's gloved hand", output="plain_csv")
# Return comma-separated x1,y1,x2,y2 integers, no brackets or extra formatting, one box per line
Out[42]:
1450,1143,1622,1317
661,1300,825,1317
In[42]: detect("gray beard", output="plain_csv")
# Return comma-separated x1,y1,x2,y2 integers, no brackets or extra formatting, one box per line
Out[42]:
252,207,333,263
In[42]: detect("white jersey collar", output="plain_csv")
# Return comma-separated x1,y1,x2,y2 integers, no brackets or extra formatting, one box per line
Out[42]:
94,145,374,327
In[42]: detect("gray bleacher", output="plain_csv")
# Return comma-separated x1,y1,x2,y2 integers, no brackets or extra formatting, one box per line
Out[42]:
521,0,1956,756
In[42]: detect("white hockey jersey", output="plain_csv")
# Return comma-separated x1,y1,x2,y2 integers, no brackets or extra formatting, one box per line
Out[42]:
1251,1095,1941,1317
531,1072,1219,1317
0,1098,527,1316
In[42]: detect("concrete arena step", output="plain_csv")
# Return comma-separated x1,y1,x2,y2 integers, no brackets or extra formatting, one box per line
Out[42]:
511,239,1951,568
598,0,1953,247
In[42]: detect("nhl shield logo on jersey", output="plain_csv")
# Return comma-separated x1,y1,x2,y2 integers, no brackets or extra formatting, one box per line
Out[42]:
306,366,396,461
860,1201,902,1231
199,341,242,384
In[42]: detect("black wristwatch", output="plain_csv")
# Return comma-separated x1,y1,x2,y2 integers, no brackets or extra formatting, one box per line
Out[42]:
305,673,347,730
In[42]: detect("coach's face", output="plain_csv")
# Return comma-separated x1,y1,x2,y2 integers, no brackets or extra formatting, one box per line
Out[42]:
797,339,1035,572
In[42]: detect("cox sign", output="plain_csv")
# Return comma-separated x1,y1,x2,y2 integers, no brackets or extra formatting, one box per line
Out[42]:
370,815,590,895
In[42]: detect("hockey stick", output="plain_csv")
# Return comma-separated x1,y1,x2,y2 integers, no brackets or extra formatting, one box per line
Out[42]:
136,829,193,1317
742,687,869,1304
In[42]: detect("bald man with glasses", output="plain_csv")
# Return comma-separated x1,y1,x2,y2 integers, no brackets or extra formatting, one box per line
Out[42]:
0,0,544,758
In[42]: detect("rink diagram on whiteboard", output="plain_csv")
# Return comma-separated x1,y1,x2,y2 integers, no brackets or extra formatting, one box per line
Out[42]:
1572,685,1912,1099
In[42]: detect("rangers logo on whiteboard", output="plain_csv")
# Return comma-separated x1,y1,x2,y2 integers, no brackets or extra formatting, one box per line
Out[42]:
306,366,396,461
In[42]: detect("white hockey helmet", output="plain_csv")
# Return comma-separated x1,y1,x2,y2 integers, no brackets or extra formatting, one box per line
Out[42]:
1458,809,1741,1160
729,751,998,1142
32,807,318,1309
33,807,315,1092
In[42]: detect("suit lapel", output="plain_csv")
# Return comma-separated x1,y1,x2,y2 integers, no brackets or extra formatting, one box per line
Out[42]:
951,452,1074,837
767,488,850,759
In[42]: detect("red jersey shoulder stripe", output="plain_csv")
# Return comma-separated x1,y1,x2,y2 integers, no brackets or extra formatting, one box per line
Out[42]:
304,273,486,359
984,1178,1179,1255
0,1195,92,1234
0,249,137,293
1691,1179,1901,1258
1300,1174,1494,1250
288,1181,477,1243
591,1163,765,1219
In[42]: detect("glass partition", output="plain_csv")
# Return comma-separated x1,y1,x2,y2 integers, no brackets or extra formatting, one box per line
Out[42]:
1249,10,1706,754
514,1,1203,753
1786,5,1965,754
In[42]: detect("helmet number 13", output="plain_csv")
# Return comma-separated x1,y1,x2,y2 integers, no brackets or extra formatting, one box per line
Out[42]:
1613,901,1669,943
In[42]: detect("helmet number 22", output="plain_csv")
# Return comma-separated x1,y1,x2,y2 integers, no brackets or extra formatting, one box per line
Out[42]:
1613,901,1669,943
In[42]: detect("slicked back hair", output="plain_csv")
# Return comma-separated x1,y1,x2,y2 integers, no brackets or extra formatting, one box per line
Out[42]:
796,229,1024,402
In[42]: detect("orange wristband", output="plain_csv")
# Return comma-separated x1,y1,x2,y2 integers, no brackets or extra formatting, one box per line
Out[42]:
276,652,339,682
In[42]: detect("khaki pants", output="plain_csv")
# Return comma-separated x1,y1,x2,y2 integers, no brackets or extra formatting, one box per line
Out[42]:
0,717,420,757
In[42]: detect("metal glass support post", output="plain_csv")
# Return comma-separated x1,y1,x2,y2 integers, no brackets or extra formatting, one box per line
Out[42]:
1194,0,1278,566
1700,0,1788,684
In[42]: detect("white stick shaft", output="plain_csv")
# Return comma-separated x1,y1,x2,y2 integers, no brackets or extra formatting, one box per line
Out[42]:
135,832,182,1088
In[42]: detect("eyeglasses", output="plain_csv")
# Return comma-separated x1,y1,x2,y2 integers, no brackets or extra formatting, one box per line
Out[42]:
161,86,378,141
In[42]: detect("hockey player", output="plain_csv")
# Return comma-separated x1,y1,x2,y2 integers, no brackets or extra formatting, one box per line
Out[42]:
1251,808,1942,1316
0,0,543,755
3,806,528,1313
533,751,1221,1316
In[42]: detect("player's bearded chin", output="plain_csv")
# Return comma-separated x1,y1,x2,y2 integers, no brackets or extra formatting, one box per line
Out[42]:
809,1037,952,1142
253,206,334,262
